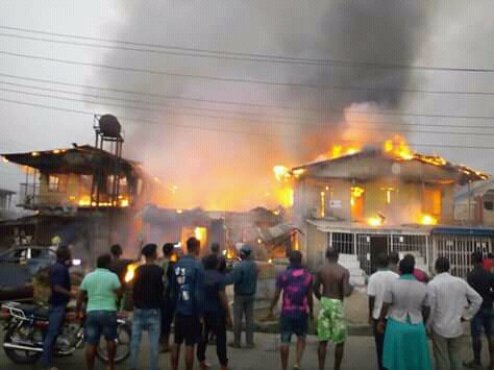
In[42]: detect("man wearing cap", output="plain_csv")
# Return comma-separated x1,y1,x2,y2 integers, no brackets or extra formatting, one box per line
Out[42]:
225,244,258,348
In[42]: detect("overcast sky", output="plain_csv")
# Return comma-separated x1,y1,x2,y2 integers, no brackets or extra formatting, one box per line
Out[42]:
1,1,493,210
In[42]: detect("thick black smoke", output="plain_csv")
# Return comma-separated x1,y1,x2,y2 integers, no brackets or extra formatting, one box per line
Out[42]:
90,1,431,210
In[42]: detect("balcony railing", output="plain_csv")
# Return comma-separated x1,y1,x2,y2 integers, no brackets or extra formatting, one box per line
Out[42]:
18,183,131,210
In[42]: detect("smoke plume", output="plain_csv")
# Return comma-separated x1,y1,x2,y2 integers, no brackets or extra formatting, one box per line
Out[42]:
90,0,431,210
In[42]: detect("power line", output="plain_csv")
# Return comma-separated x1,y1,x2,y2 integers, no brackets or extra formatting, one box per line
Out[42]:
5,79,494,130
5,86,494,137
2,50,494,96
3,95,494,152
2,25,494,73
2,72,494,123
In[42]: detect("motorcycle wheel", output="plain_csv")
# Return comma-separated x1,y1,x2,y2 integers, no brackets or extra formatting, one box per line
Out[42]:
96,322,131,364
3,325,43,364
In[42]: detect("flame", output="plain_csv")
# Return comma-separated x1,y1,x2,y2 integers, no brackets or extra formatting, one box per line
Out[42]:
383,136,414,160
78,195,91,207
350,186,365,207
368,217,383,227
194,227,207,243
124,262,140,283
273,165,290,182
274,187,294,208
420,214,438,225
119,197,130,207
272,165,295,207
326,145,361,160
368,213,386,227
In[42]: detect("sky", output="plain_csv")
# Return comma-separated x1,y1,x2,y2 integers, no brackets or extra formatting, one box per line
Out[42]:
1,1,494,211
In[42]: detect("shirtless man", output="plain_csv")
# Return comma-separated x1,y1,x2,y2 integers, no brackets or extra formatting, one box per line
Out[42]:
314,247,353,370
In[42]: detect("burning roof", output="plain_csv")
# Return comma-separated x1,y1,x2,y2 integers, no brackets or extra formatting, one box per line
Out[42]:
1,145,139,175
290,138,489,185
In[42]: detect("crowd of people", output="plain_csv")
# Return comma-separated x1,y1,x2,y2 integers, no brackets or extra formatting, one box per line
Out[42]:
368,250,494,370
39,240,494,370
40,238,258,370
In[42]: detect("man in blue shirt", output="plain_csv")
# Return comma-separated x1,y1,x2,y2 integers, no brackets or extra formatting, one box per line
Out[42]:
40,245,75,370
197,254,232,370
171,237,205,370
225,244,258,348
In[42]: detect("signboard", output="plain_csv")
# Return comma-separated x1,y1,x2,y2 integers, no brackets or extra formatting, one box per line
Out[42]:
329,200,342,208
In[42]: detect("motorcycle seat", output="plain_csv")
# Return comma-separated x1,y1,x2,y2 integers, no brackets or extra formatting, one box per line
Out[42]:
16,304,50,319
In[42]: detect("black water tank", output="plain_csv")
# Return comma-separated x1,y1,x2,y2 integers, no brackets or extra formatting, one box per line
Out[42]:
98,114,121,138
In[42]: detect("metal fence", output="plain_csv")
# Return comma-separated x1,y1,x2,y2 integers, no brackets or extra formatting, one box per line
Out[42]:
327,229,494,279
433,235,492,278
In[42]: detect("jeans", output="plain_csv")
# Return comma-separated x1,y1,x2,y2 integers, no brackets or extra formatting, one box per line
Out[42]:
130,308,161,370
161,297,175,338
233,294,255,346
40,304,66,367
197,312,228,366
431,331,464,370
372,319,386,370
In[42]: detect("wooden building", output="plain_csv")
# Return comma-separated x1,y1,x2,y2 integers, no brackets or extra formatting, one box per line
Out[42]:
290,147,491,279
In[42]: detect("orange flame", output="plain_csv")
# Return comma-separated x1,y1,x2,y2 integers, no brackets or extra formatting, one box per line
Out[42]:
124,262,140,283
383,136,414,160
420,214,438,225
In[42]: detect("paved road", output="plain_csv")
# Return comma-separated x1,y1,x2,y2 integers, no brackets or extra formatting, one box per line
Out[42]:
0,331,488,370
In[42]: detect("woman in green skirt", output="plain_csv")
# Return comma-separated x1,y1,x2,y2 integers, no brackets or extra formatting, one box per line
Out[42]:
377,254,432,370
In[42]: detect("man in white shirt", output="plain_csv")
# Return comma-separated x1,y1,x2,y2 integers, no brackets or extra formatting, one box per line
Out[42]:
427,256,482,370
367,253,399,370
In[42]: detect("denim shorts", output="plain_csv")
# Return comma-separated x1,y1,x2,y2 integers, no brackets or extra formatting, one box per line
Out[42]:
85,310,118,345
280,315,308,344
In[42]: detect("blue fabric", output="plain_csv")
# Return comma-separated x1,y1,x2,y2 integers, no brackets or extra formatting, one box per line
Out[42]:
471,307,494,337
85,310,117,345
383,318,432,370
172,255,205,316
130,308,161,370
40,304,66,367
49,262,71,306
225,259,258,296
203,270,226,314
279,315,308,343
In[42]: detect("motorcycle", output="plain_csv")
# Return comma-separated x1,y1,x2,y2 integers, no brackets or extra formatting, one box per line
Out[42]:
1,301,131,365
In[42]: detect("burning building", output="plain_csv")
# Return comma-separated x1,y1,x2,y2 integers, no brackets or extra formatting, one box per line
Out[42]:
283,137,491,279
0,115,154,258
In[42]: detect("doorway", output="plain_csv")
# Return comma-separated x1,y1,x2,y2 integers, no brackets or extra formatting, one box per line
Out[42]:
370,236,388,273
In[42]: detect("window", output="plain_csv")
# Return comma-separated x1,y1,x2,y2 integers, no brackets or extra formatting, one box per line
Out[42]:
48,174,67,192
48,175,60,192
423,187,442,217
483,190,494,211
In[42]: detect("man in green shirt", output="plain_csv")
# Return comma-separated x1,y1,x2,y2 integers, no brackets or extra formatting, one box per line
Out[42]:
77,254,121,370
